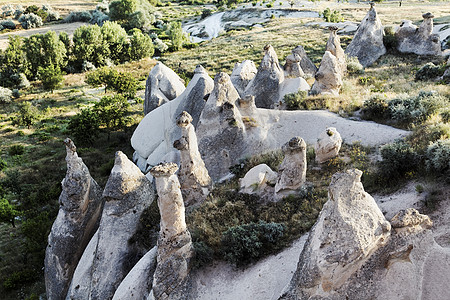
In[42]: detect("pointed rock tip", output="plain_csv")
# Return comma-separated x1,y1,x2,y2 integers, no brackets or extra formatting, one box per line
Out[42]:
422,12,434,19
194,64,207,74
150,162,178,177
64,138,77,154
176,111,193,127
328,25,339,32
214,72,231,84
331,168,363,186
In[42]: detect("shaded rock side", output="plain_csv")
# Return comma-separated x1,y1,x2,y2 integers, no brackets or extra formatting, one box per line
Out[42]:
144,62,186,115
196,72,247,180
345,5,386,67
45,138,104,300
150,163,194,300
292,45,318,77
284,53,305,78
173,111,212,207
239,163,278,195
310,51,343,96
315,127,342,163
231,60,257,97
396,13,442,56
326,26,346,75
244,44,285,108
275,137,307,198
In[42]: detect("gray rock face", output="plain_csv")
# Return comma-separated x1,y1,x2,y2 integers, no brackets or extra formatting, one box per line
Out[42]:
345,5,386,67
315,127,342,163
326,26,346,75
292,45,318,78
173,111,212,207
45,138,104,300
310,51,343,96
396,12,442,56
68,151,155,300
244,44,285,108
150,163,194,300
231,60,257,97
144,62,186,115
284,53,305,78
197,72,247,180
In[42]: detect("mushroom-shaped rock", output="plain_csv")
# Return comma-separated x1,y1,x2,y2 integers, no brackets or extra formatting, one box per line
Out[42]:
45,138,104,300
310,51,343,96
149,163,194,300
144,62,186,114
396,12,441,56
314,127,342,163
244,44,285,108
284,53,305,78
239,164,278,195
275,137,307,197
345,5,386,67
231,60,257,97
326,26,346,75
173,111,211,207
292,45,318,77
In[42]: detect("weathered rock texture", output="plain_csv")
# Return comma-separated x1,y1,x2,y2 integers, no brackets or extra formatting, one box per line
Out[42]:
315,127,342,163
231,60,257,97
326,26,346,75
244,44,285,108
144,62,186,115
150,163,194,300
196,72,247,180
173,111,211,207
240,163,278,195
68,151,155,300
45,138,104,300
284,53,305,78
292,45,318,78
275,137,307,198
345,5,386,67
396,12,442,56
132,65,214,170
310,51,343,96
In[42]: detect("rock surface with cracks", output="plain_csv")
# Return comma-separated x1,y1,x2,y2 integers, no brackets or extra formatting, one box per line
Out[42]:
231,60,257,97
310,51,343,96
325,26,346,76
292,45,318,77
315,127,342,163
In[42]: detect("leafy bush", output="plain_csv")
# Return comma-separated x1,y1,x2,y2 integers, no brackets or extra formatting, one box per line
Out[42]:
378,141,420,181
18,13,43,29
68,108,101,145
0,18,16,29
362,95,388,121
13,102,39,128
93,94,130,131
153,38,168,53
9,144,25,156
221,221,284,265
42,5,60,22
192,241,214,269
91,10,109,26
346,56,364,75
101,21,128,63
441,108,450,123
3,269,36,290
72,24,109,68
284,91,308,110
38,64,64,92
415,62,445,81
166,21,186,51
24,5,39,15
129,28,154,60
0,36,28,87
0,158,6,170
64,10,92,23
127,10,155,31
0,197,18,227
383,26,397,52
322,8,343,23
109,0,137,21
0,86,13,103
426,139,450,175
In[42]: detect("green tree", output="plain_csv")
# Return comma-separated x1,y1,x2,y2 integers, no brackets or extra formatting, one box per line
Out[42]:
109,71,139,98
129,28,154,60
0,198,18,227
166,21,185,51
109,0,137,21
13,102,39,129
68,108,101,145
0,36,29,87
72,24,109,68
94,94,130,132
101,21,129,64
38,64,64,93
86,67,117,93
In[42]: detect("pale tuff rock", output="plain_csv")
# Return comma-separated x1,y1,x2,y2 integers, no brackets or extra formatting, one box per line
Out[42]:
144,62,186,114
132,65,213,169
345,5,386,67
231,60,257,97
396,12,442,56
390,208,433,232
150,163,194,300
326,26,346,75
73,151,155,300
284,53,305,78
196,72,247,180
173,111,212,207
314,127,342,163
275,137,307,197
292,45,318,78
244,44,285,108
45,138,103,300
239,164,278,195
310,51,343,96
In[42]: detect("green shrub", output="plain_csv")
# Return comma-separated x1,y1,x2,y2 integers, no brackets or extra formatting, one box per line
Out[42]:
109,0,137,21
38,64,64,92
129,28,154,60
72,24,109,68
0,18,16,29
13,102,39,128
9,144,25,156
283,91,308,110
230,150,283,178
415,62,445,81
0,158,7,170
426,139,450,175
362,95,389,121
94,94,130,131
322,8,343,23
166,21,186,51
0,36,28,88
346,56,364,75
192,241,214,269
0,86,13,103
378,141,420,181
0,197,18,227
201,9,212,19
3,269,36,290
18,13,43,29
64,10,92,23
383,26,397,52
441,108,450,123
101,21,128,64
91,10,109,26
68,108,101,145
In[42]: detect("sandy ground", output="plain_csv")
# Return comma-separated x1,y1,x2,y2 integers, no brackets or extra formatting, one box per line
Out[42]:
0,22,88,50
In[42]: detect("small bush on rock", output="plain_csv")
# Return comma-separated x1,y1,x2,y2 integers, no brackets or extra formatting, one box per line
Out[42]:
18,13,43,29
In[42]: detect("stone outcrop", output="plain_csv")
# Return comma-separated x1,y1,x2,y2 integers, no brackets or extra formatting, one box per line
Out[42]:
68,151,155,300
284,53,305,78
144,62,186,115
173,111,211,207
239,163,278,195
132,65,214,170
244,44,285,108
231,60,257,97
275,137,307,198
345,4,386,67
149,163,194,300
196,72,247,180
45,138,104,300
292,45,318,78
396,12,442,56
309,51,343,96
314,127,342,163
326,26,346,75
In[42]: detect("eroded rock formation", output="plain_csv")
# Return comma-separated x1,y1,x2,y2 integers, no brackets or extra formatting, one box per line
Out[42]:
150,163,194,300
173,111,211,207
345,4,386,67
244,44,285,108
292,45,318,77
275,137,307,198
326,26,346,76
310,51,343,96
239,164,278,195
144,62,186,114
284,53,305,78
45,138,104,300
315,127,342,163
396,12,442,56
231,60,257,97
